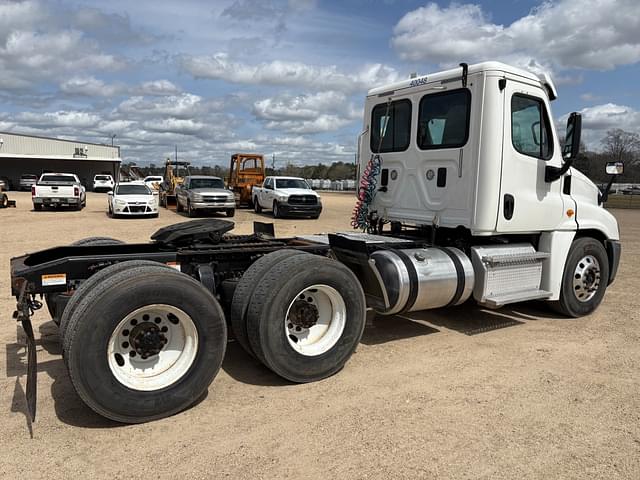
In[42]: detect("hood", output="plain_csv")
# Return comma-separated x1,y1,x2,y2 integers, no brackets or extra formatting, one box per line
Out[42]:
191,188,232,195
115,194,155,203
278,188,319,197
569,168,599,205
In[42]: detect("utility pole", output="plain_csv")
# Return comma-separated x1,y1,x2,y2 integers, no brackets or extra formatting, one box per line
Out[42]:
272,153,276,170
110,134,116,146
175,145,178,164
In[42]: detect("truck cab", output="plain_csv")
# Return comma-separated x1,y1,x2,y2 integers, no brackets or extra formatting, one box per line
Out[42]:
357,61,621,317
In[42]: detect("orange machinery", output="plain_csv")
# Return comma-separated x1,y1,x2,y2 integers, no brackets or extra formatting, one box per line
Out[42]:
227,153,265,207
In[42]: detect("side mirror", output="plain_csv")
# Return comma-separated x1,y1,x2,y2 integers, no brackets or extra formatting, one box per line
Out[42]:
153,191,159,196
107,191,114,196
563,112,582,160
606,161,624,175
600,162,623,205
546,112,582,183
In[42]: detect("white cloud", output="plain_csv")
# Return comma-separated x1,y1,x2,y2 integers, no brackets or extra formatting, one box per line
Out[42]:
182,52,399,93
137,80,181,96
558,103,640,148
253,91,360,134
60,76,124,97
15,111,101,128
392,0,640,71
117,93,209,119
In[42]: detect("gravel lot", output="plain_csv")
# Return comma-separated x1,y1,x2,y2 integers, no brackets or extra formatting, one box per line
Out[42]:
1,191,639,479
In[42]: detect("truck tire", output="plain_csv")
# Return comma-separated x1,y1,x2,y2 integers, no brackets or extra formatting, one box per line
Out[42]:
254,197,262,213
0,194,7,208
551,237,610,318
246,254,366,382
46,237,125,324
176,198,182,212
187,201,196,217
226,208,235,218
33,203,42,211
59,260,171,350
63,265,227,423
273,201,281,218
230,249,311,357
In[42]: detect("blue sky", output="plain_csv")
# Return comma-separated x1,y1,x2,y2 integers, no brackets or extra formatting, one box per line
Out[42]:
0,0,639,165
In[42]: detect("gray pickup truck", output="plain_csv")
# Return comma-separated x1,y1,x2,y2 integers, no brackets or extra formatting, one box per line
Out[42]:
176,175,236,217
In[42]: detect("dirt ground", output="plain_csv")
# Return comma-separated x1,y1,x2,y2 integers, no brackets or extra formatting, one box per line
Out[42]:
0,191,638,479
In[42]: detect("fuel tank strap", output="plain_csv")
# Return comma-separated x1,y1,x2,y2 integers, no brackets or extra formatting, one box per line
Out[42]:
387,248,418,314
434,247,466,307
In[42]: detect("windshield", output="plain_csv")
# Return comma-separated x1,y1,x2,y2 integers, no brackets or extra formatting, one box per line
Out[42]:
39,175,77,184
95,175,111,180
190,178,225,189
116,184,151,195
145,177,162,182
275,178,309,189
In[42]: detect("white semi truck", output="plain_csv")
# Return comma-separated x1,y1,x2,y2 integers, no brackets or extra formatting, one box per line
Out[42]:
10,62,621,424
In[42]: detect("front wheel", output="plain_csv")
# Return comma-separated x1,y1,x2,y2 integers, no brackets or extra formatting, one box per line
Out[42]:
273,201,281,218
552,237,610,317
187,201,196,217
254,198,262,213
63,265,227,423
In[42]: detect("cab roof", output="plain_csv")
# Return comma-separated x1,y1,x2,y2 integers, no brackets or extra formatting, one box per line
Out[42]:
367,61,557,101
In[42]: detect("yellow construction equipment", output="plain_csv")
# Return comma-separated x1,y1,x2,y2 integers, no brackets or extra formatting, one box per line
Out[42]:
227,153,265,207
159,158,190,209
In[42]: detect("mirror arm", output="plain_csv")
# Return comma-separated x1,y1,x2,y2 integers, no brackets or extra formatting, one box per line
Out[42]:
545,158,573,183
599,174,617,205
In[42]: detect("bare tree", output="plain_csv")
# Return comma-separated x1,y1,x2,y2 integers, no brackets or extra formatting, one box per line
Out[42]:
602,129,640,164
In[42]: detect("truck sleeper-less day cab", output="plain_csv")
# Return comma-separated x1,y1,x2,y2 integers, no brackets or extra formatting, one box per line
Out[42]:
10,62,620,425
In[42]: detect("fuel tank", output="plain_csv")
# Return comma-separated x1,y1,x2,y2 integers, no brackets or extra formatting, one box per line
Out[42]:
369,247,474,315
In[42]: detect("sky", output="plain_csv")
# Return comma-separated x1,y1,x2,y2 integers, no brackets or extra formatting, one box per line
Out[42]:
0,0,639,166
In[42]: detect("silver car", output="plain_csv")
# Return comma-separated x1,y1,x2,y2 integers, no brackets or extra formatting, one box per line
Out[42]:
19,174,38,191
176,175,236,217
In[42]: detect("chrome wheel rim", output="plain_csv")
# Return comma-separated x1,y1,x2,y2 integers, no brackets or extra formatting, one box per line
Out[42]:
285,284,346,357
572,255,601,302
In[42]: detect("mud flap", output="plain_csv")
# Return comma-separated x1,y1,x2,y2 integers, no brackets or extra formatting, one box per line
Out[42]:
21,318,37,422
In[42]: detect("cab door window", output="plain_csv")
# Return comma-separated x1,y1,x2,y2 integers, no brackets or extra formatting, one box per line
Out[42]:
511,94,553,160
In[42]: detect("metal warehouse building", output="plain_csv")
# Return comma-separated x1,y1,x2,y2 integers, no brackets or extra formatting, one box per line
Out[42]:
0,132,121,190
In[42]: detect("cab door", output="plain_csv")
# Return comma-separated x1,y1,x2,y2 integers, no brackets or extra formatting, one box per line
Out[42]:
497,81,570,232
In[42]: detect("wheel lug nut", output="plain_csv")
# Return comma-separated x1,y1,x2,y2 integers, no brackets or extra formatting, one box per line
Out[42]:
129,351,136,357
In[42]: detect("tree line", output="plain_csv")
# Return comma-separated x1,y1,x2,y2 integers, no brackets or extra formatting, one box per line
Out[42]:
130,160,357,181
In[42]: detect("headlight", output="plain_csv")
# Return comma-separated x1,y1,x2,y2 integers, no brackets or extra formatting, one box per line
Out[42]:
192,194,203,201
115,199,126,206
277,194,289,201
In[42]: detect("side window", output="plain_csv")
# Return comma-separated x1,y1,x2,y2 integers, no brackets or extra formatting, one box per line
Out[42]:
370,99,412,153
417,89,471,149
511,94,553,160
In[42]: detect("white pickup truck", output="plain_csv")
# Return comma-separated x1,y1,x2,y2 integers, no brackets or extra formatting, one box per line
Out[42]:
32,173,86,211
252,176,322,218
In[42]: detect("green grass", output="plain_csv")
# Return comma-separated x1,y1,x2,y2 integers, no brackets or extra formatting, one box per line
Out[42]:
605,194,640,209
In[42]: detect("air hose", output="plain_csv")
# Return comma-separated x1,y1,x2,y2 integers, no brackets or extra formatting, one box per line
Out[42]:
351,154,382,230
